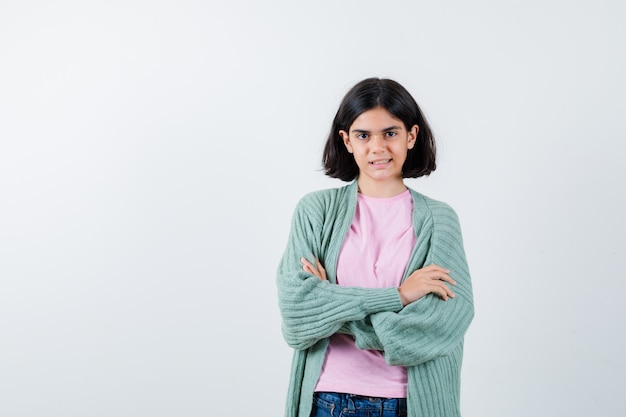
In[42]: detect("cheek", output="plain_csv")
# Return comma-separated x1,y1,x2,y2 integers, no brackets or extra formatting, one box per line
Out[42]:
351,150,366,163
353,148,368,159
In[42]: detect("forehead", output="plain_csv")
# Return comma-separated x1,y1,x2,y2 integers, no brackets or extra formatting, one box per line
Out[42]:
350,107,404,131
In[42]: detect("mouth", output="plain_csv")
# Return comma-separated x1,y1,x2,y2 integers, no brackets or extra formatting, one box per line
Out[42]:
369,159,392,165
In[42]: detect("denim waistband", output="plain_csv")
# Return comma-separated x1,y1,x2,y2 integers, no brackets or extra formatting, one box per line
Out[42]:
314,391,407,413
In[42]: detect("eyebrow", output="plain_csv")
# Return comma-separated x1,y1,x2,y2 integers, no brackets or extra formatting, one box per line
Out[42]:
351,126,403,134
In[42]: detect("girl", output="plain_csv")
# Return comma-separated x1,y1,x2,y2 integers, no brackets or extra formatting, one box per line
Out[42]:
277,78,474,417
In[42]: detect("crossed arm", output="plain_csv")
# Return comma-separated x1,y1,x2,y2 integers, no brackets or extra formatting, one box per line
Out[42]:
299,255,473,367
277,195,474,362
300,257,457,304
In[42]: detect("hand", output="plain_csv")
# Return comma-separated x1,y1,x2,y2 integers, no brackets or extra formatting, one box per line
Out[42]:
398,264,456,306
300,257,327,281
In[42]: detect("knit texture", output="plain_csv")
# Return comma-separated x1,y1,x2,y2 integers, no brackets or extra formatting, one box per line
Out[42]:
277,181,474,417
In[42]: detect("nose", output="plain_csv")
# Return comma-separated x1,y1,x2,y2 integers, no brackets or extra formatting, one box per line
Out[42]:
370,134,386,152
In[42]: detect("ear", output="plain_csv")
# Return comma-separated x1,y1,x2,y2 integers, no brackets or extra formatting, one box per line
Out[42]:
339,130,353,153
407,125,419,150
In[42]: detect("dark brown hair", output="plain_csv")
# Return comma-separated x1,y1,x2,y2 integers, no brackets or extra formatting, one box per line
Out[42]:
322,78,436,181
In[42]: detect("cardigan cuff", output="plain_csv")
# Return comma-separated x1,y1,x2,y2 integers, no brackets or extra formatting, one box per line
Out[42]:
363,287,404,314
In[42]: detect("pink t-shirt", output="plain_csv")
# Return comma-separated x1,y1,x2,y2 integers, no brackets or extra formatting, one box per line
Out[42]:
315,190,416,398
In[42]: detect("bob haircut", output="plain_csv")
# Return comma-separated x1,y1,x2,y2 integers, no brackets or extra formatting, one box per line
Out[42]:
323,78,436,181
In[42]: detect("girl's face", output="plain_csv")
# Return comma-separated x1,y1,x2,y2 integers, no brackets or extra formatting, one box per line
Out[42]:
339,107,418,193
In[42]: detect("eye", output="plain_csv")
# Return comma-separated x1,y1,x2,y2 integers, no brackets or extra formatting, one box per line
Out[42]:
385,131,397,138
356,133,369,140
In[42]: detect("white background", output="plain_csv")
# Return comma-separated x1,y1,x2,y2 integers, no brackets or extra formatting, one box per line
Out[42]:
1,1,625,416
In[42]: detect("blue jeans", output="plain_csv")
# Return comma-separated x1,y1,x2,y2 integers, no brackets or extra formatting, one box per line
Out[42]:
310,392,407,417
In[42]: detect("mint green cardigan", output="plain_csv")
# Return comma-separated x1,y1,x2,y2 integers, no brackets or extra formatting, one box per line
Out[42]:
277,181,474,417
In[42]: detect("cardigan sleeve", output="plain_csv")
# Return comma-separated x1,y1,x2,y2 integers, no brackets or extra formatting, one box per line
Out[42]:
342,203,474,366
277,195,404,351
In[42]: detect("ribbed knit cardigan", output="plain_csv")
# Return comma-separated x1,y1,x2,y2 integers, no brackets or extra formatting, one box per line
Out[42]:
277,181,474,417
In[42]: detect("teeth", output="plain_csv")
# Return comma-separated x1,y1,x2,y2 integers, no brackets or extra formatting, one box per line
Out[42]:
371,159,391,165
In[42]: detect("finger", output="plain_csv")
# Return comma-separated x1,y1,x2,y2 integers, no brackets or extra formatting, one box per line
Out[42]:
306,265,320,276
431,286,451,301
301,259,317,274
425,263,450,274
314,258,328,280
436,273,456,286
426,284,448,301
301,257,327,280
314,258,326,272
432,282,455,299
314,259,327,278
424,270,456,286
301,257,319,272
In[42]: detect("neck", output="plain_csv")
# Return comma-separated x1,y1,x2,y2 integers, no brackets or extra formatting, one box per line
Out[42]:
357,178,407,198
